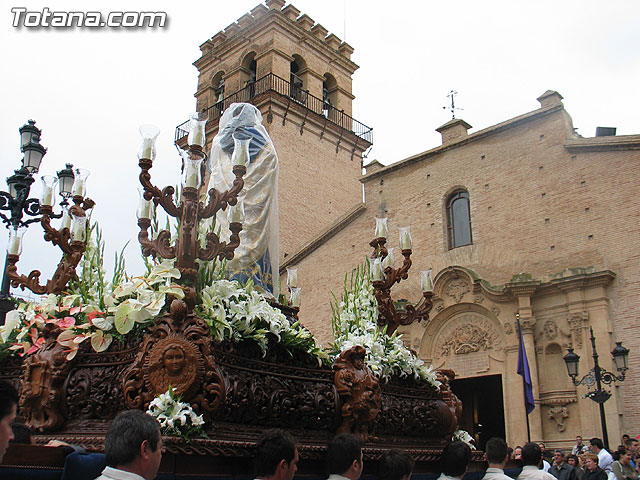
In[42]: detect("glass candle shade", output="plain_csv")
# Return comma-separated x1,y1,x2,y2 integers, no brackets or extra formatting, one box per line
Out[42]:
61,208,72,231
290,287,301,308
231,130,251,167
71,168,90,197
420,270,434,293
286,267,298,288
7,227,26,255
138,124,160,160
382,248,394,269
374,217,388,239
399,226,412,250
371,257,384,281
187,112,208,148
70,214,87,242
40,175,59,207
180,148,204,190
228,199,244,223
137,189,154,220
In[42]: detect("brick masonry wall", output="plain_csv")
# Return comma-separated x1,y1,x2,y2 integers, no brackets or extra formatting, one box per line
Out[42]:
295,105,640,433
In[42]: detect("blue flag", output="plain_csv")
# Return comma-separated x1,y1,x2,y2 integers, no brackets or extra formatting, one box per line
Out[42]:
517,319,535,414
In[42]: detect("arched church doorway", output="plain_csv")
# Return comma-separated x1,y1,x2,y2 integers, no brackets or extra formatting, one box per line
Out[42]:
451,374,506,451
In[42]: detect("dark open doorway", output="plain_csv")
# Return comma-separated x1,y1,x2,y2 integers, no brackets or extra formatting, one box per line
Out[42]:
451,374,506,451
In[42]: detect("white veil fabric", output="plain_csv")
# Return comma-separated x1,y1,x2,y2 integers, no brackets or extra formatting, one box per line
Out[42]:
207,103,280,298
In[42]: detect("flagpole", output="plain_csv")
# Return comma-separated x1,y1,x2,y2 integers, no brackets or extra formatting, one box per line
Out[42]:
517,313,532,443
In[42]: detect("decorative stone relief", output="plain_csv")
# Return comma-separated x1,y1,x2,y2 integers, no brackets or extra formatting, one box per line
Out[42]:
503,322,513,335
445,278,470,303
413,338,421,350
548,405,569,432
435,303,445,313
437,315,502,356
568,312,589,349
474,295,485,304
543,320,558,340
491,305,501,317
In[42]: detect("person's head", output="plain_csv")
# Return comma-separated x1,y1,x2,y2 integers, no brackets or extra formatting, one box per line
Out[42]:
538,443,546,453
584,453,599,471
104,410,162,480
613,447,632,464
10,422,34,445
378,449,415,480
440,441,472,478
628,440,639,455
576,436,583,446
486,437,508,466
622,435,631,444
254,429,298,480
590,438,604,453
567,455,579,467
521,442,542,467
0,381,19,463
513,446,523,461
327,433,363,480
553,450,566,466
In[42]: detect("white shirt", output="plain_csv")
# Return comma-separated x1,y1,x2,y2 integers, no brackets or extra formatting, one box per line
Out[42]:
484,467,514,480
327,474,353,480
94,466,146,480
518,465,558,480
598,449,614,472
543,460,551,472
438,473,463,480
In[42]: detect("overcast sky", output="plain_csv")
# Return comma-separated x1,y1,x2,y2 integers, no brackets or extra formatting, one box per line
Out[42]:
1,0,639,293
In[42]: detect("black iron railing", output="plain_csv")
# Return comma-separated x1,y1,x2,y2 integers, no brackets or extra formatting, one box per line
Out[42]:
175,73,373,145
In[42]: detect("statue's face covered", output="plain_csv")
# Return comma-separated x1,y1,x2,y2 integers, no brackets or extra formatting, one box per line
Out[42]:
163,347,185,375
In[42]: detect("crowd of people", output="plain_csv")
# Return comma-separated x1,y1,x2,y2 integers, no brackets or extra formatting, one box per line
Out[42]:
1,378,640,480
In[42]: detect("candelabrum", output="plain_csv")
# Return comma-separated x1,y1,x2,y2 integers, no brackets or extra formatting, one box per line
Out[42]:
1,120,91,311
136,113,246,309
369,217,434,336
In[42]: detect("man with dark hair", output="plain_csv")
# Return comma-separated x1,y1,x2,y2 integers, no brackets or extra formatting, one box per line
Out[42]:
255,429,298,480
0,380,18,463
437,441,472,480
573,437,589,456
10,422,35,445
378,449,414,480
327,433,363,480
95,410,162,480
517,443,557,480
484,437,512,480
550,450,577,480
590,438,613,473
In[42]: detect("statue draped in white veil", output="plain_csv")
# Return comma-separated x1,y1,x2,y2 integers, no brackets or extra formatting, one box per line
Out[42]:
207,103,279,298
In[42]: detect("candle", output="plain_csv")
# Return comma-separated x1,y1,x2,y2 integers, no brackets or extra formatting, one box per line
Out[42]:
371,258,383,281
140,138,154,159
382,248,394,269
72,178,84,197
184,161,200,189
61,209,72,231
188,112,208,148
7,234,21,255
137,197,153,220
71,215,87,242
41,185,54,206
399,226,412,250
232,135,250,166
190,125,205,147
374,217,388,239
421,270,433,293
228,200,244,223
287,267,298,288
290,287,301,307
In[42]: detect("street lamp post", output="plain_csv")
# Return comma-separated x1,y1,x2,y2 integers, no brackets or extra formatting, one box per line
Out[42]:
563,327,629,450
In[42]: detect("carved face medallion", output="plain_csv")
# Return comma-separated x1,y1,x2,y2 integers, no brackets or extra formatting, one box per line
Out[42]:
145,335,203,399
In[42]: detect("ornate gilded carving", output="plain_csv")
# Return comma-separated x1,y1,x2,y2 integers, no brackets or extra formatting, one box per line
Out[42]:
548,405,569,432
445,278,470,303
334,346,381,442
438,316,502,356
19,325,73,432
122,304,225,415
544,320,558,340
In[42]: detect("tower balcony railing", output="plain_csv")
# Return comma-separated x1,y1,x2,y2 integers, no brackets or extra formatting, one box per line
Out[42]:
175,73,373,146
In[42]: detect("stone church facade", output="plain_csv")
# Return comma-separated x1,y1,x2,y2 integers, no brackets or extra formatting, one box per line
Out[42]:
183,1,640,449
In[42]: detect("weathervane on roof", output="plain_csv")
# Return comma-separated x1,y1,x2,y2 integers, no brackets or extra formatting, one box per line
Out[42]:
443,90,463,119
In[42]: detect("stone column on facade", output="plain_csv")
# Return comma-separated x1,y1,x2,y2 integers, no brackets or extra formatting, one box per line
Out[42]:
514,288,543,442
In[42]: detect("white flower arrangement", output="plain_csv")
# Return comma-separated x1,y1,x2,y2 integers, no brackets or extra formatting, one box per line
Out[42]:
198,278,326,362
147,387,205,440
330,260,441,388
452,429,476,449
